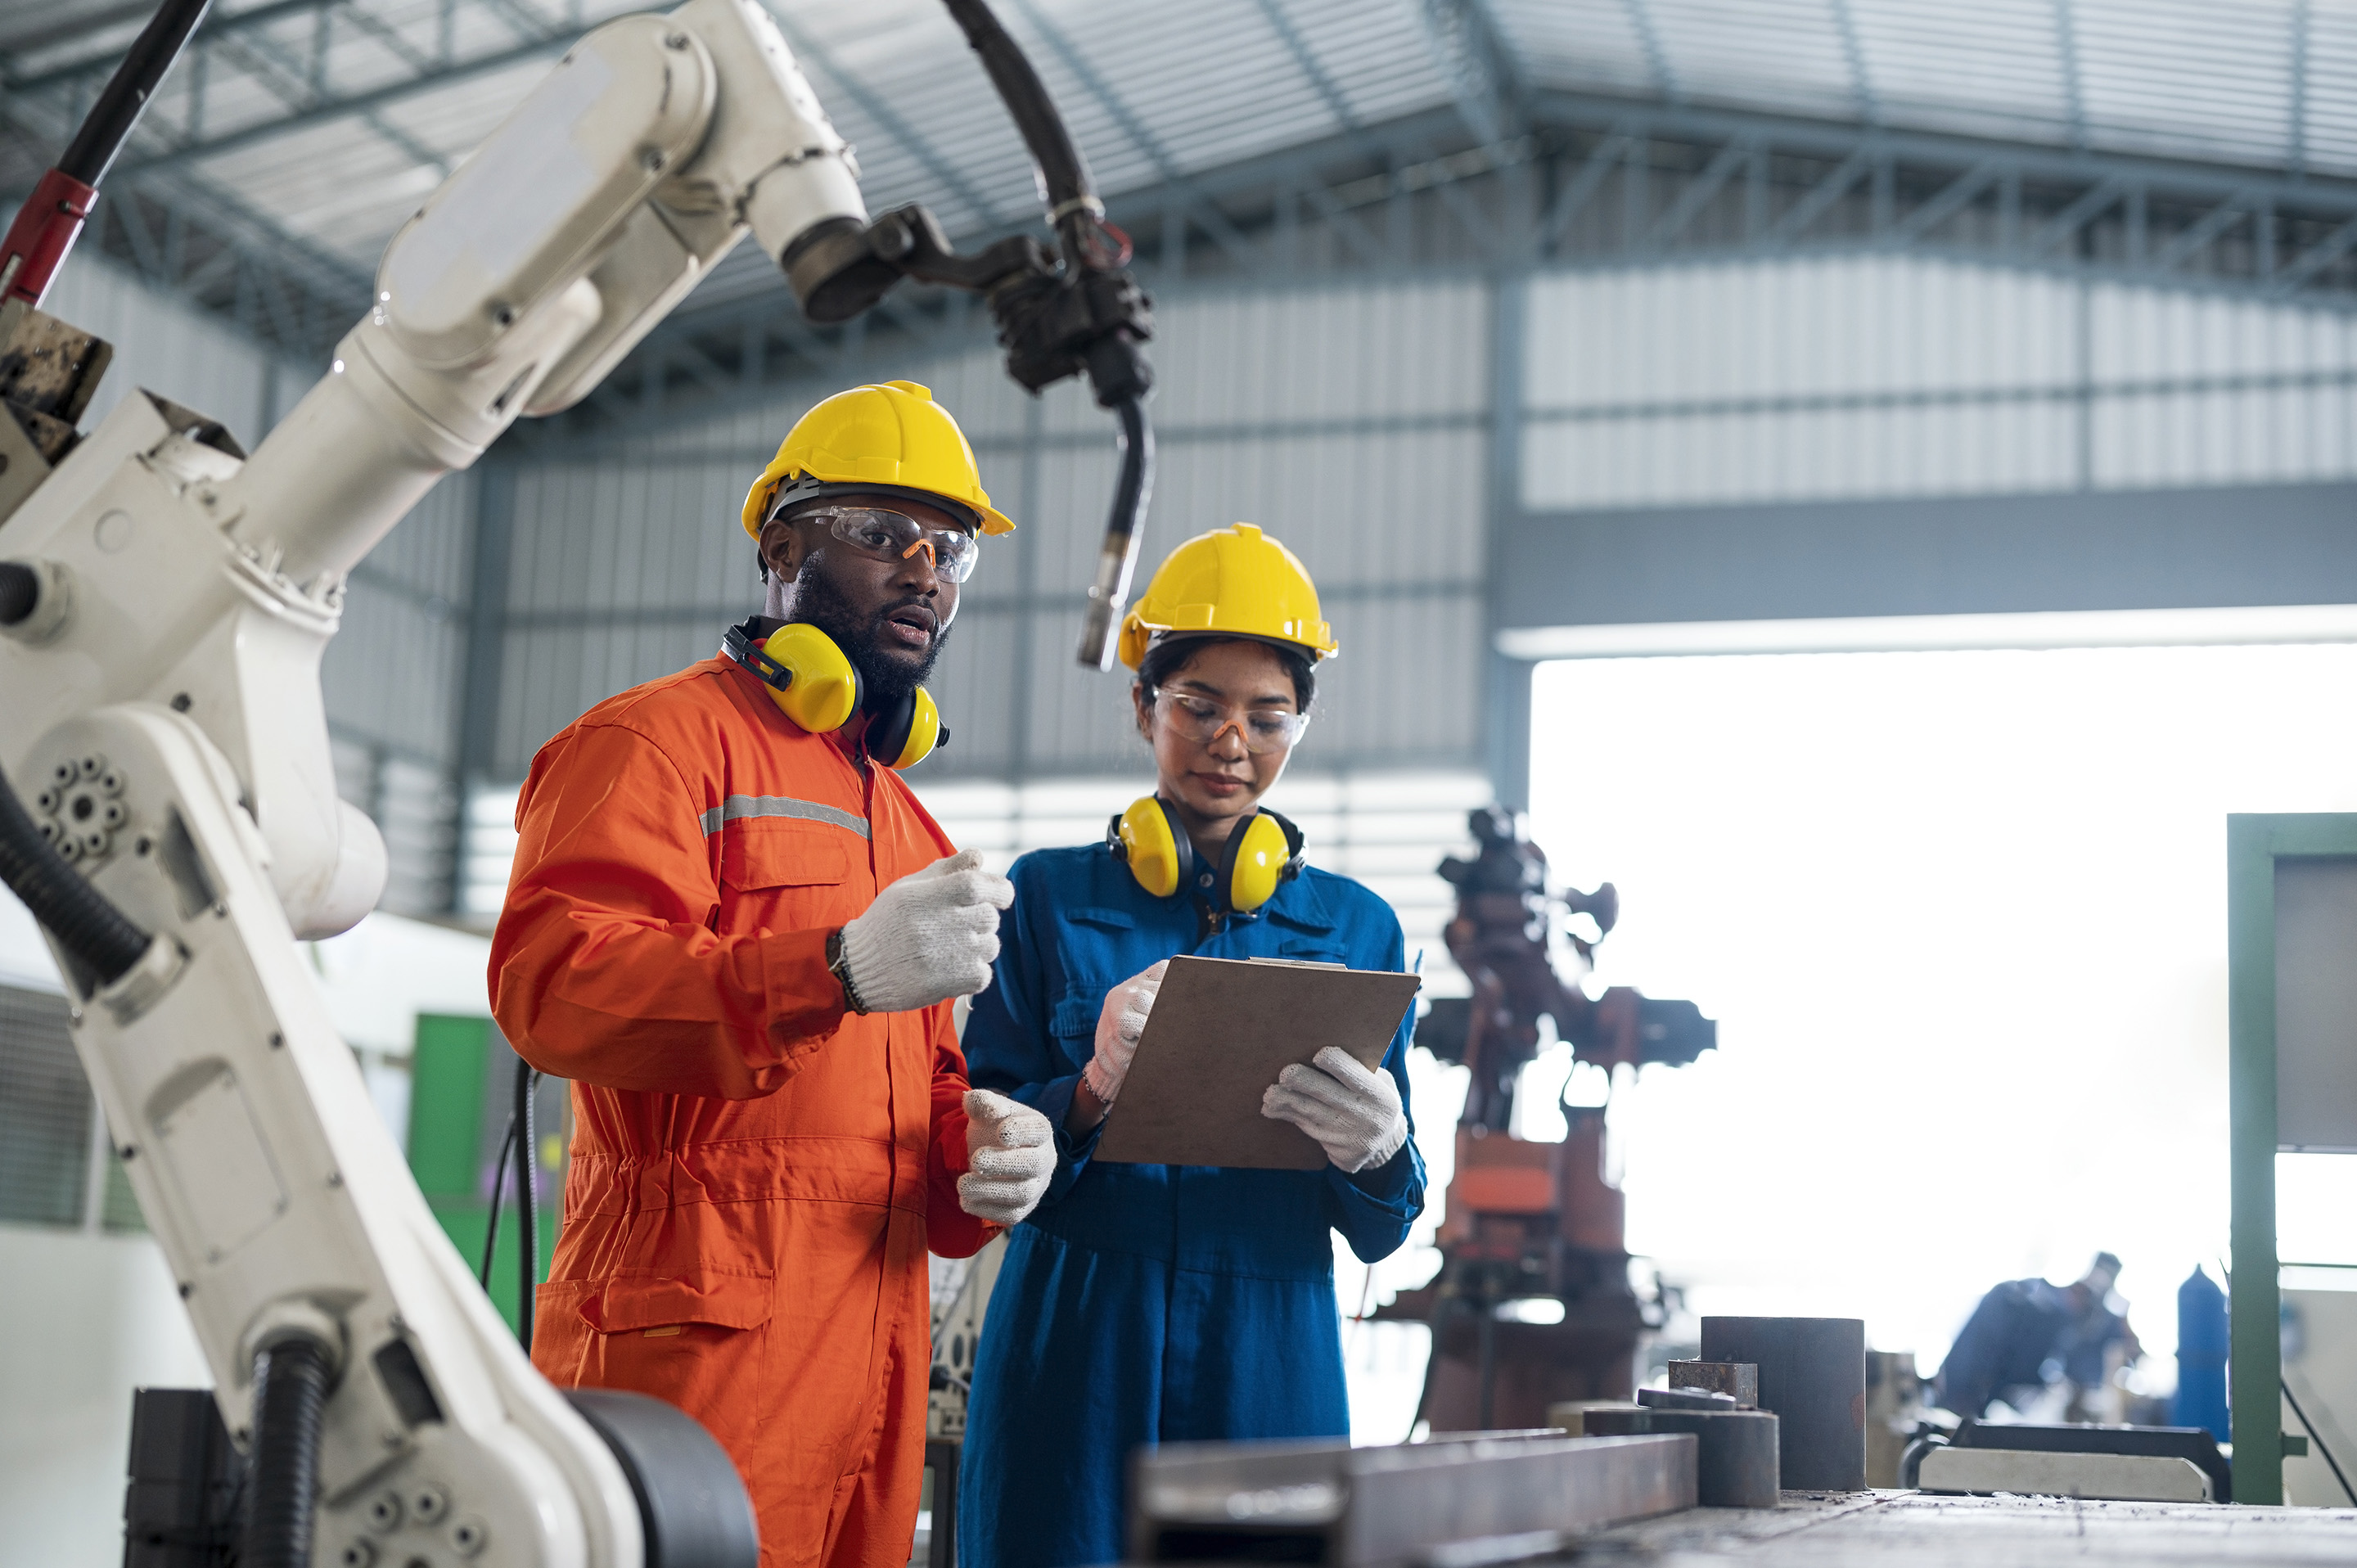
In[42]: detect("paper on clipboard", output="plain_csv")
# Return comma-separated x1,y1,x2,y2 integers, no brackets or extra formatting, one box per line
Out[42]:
1093,953,1422,1169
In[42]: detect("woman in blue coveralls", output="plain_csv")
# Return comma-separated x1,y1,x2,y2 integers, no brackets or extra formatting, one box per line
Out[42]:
955,524,1426,1568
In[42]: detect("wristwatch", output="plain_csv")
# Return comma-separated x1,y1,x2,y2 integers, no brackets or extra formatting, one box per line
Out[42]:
825,926,872,1015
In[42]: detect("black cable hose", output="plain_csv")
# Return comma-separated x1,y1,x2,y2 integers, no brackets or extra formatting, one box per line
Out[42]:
937,0,1093,232
58,0,215,188
515,1058,538,1353
0,762,152,985
2284,1376,2356,1506
478,1112,514,1289
0,561,38,625
240,1336,332,1568
1075,394,1155,667
1108,396,1153,550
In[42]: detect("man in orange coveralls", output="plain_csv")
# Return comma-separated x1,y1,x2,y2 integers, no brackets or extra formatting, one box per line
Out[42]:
491,381,1057,1568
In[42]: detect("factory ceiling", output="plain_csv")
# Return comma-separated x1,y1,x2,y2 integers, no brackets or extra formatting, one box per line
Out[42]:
3,0,2354,383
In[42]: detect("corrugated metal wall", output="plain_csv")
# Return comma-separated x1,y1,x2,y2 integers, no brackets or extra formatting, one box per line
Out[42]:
37,255,470,914
1523,255,2357,511
489,279,1495,785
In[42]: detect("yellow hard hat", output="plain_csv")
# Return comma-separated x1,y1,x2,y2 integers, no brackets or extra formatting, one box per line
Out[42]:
741,380,1013,539
1117,523,1338,669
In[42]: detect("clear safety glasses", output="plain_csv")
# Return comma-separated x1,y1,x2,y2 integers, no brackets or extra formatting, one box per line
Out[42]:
804,506,981,583
1150,687,1310,755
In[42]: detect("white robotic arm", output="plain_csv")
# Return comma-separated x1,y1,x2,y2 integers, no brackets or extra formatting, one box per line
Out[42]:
0,3,899,1563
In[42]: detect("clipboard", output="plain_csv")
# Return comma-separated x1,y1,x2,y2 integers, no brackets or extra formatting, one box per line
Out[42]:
1093,953,1422,1169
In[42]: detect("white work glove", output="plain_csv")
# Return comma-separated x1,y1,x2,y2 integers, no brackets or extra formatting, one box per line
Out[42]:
959,1089,1055,1224
1261,1046,1408,1174
1081,960,1167,1105
837,849,1013,1013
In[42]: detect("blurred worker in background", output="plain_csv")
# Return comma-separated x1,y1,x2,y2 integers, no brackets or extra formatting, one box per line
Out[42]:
1934,1251,2142,1421
954,525,1428,1568
490,381,1057,1568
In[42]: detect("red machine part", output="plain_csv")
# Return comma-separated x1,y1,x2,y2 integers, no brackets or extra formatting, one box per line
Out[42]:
0,169,99,308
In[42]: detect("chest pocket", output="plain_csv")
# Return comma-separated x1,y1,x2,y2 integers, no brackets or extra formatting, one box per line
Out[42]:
1273,937,1350,966
717,818,859,933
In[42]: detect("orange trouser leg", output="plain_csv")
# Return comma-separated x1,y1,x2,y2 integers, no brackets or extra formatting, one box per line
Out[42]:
819,1336,927,1568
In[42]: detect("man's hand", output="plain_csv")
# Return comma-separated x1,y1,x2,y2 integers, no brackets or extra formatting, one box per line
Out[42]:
1081,960,1167,1106
960,1089,1054,1224
837,849,1014,1012
1261,1046,1408,1174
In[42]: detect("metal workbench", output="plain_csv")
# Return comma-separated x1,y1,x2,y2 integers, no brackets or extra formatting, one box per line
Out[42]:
1575,1489,2357,1565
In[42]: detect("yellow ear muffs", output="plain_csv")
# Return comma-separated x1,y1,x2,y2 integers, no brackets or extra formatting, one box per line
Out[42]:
723,620,862,732
1106,796,1192,899
726,620,949,767
1219,809,1300,915
866,685,947,770
1107,800,1305,912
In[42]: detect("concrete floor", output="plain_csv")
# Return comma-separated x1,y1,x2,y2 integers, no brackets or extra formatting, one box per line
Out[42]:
1575,1490,2357,1564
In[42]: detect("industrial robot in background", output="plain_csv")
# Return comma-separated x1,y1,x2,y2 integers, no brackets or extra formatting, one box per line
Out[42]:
1388,806,1716,1432
0,0,1151,1563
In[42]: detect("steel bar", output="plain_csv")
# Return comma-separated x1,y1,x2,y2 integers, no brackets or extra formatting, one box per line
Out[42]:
1585,1407,1780,1508
1130,1433,1697,1567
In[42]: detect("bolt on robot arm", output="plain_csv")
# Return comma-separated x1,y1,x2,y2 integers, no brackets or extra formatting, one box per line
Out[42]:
0,1,1138,1561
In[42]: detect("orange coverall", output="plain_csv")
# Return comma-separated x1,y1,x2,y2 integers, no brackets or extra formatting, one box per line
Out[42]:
489,652,994,1568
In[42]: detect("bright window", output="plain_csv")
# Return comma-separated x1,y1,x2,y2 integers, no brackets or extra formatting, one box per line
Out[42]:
1525,641,2357,1390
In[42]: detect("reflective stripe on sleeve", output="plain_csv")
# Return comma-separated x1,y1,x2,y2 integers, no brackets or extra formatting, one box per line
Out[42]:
698,794,872,840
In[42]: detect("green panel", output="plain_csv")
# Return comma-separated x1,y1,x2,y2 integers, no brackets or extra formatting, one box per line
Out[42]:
2228,814,2283,1506
429,1197,560,1338
410,1014,491,1199
2227,812,2357,1507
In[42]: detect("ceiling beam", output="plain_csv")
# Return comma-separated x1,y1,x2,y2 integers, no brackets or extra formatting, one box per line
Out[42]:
1827,0,1880,126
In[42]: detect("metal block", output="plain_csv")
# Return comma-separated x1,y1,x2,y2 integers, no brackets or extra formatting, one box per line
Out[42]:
1585,1407,1781,1510
1639,1386,1737,1412
1945,1419,2230,1503
1701,1316,1865,1490
1918,1446,2215,1503
1544,1400,1639,1436
1131,1432,1697,1567
1670,1359,1760,1408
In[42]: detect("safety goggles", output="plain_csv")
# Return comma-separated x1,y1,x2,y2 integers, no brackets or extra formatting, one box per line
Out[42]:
1150,686,1310,755
799,505,981,583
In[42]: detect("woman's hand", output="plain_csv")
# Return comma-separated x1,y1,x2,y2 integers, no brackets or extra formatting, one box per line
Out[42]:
1260,1047,1408,1174
960,1090,1055,1224
1081,960,1167,1109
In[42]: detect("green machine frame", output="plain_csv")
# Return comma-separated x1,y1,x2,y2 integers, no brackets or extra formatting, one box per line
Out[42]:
408,1012,561,1335
2226,812,2357,1505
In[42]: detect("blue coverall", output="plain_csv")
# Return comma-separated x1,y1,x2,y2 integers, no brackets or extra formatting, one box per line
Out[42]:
955,841,1426,1568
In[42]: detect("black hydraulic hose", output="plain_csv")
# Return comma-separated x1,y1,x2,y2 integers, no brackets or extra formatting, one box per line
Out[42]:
1075,395,1153,668
240,1336,332,1568
57,0,214,188
0,761,151,985
515,1059,539,1352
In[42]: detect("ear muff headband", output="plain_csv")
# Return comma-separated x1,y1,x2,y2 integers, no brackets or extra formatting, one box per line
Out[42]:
723,620,947,768
1106,799,1303,913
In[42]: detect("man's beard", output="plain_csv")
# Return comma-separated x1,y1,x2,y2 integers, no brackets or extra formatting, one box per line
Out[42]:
786,552,951,707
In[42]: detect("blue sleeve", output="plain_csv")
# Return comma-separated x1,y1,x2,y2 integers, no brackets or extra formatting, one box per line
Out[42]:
1318,897,1426,1264
958,856,1104,1208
